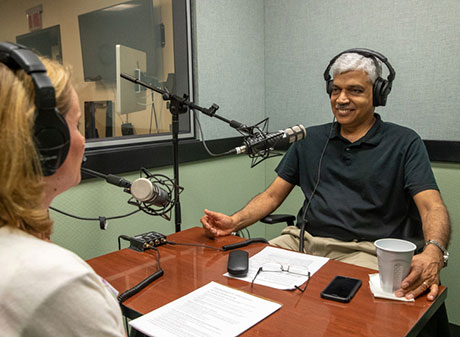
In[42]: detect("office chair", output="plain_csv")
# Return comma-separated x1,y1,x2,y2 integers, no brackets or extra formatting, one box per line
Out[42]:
260,214,296,227
233,214,295,238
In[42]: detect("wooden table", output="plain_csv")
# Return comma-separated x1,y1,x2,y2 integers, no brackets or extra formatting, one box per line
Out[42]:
87,227,447,337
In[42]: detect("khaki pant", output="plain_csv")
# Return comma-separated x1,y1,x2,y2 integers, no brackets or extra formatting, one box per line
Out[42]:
269,226,378,270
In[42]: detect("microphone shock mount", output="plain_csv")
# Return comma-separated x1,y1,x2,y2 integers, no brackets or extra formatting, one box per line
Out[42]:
127,167,183,221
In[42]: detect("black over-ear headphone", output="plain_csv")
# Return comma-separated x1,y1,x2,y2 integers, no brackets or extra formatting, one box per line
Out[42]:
323,48,396,107
0,42,70,176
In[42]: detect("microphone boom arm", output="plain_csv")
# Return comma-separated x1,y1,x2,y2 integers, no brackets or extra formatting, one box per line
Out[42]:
121,73,254,134
81,167,131,189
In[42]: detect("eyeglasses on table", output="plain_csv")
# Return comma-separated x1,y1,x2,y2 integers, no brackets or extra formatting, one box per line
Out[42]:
251,263,311,292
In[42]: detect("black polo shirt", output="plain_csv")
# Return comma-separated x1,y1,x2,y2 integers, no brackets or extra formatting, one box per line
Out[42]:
275,114,438,249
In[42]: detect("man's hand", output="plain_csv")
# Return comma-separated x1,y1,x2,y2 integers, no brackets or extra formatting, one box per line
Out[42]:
200,177,294,238
395,246,443,301
402,189,451,301
200,209,238,238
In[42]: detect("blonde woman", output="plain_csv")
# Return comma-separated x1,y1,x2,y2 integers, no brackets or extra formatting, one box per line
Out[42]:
0,43,125,337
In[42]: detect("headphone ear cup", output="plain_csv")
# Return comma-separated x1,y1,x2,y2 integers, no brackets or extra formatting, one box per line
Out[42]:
34,108,70,176
326,79,333,96
0,42,71,176
373,77,385,107
379,80,391,107
372,77,383,107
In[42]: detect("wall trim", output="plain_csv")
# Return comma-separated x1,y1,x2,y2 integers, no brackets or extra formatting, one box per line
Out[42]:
424,140,460,163
82,136,245,177
82,138,460,178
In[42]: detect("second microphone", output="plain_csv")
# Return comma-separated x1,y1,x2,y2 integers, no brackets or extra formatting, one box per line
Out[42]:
232,124,307,156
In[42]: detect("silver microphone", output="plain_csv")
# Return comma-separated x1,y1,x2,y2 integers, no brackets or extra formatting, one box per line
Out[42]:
130,178,171,208
233,124,306,156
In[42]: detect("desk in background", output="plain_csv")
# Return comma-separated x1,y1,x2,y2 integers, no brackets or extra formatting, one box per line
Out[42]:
87,227,447,337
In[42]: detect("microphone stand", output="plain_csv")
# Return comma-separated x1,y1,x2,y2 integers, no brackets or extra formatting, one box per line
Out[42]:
121,73,251,232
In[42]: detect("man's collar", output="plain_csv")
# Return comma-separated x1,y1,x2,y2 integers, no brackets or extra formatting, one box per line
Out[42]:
330,113,384,145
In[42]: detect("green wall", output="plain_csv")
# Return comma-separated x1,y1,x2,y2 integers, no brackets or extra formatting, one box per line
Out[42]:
430,163,460,325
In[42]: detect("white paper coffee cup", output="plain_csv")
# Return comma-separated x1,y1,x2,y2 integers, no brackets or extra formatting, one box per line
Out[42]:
374,238,416,293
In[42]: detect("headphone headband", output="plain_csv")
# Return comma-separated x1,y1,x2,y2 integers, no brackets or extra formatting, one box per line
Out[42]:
0,41,70,176
0,43,57,111
323,48,396,107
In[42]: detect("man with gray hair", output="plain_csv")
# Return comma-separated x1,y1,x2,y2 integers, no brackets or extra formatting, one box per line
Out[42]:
201,49,450,311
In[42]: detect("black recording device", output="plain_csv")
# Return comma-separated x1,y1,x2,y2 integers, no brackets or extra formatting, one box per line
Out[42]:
227,250,249,277
320,276,362,303
0,42,70,176
117,232,166,304
122,231,167,252
323,48,396,107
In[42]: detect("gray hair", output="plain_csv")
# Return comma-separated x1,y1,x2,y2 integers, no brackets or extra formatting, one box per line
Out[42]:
330,52,382,83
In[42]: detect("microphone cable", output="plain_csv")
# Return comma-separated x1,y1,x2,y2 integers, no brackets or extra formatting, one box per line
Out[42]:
235,228,251,239
298,117,336,253
116,238,224,305
165,240,223,251
49,206,141,230
117,246,164,304
221,237,269,251
194,113,234,157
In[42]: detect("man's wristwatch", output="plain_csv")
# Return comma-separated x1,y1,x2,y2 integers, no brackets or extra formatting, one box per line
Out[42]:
425,240,449,267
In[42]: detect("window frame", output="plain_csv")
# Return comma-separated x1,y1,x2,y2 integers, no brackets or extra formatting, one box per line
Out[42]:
82,0,199,174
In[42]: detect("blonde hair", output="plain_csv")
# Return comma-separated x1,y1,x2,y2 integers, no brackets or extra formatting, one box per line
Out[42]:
0,58,72,237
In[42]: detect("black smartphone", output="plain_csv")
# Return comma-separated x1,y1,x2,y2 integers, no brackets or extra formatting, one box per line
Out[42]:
320,276,362,303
